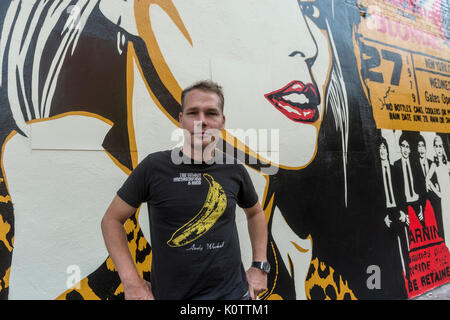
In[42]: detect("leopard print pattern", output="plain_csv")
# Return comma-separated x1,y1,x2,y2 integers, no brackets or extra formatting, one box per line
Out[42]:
56,211,152,300
305,258,357,300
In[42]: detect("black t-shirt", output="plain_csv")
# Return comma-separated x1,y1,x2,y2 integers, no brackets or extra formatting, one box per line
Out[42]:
117,148,258,300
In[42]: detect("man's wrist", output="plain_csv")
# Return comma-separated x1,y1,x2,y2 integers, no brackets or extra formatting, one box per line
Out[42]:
251,261,271,274
120,272,144,285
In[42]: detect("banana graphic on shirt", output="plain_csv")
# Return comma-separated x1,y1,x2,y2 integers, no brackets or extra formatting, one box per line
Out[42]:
167,173,227,247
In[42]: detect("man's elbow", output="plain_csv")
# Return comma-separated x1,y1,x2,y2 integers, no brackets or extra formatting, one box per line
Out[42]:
100,214,110,235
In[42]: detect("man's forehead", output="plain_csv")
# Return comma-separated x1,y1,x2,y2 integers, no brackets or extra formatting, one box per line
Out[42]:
185,89,219,101
184,90,222,109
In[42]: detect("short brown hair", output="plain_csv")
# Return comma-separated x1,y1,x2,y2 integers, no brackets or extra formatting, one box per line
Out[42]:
181,80,224,112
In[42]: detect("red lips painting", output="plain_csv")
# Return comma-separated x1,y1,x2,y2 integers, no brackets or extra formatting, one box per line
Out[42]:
264,81,320,123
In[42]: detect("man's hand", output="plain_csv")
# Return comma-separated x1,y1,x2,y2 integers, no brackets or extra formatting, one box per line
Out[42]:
246,267,267,300
123,278,154,300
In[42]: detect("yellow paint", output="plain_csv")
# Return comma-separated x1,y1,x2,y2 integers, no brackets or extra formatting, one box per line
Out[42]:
1,130,17,197
261,177,274,224
138,236,147,251
305,258,357,300
56,278,101,300
124,218,136,235
26,111,114,126
1,267,10,291
106,257,116,272
266,293,283,300
114,283,124,296
0,131,16,273
0,215,12,252
291,240,310,254
136,251,152,278
262,241,279,300
0,195,11,204
134,0,191,109
126,42,139,169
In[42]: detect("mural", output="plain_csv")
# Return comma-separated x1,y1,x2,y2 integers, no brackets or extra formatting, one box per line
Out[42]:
0,0,448,300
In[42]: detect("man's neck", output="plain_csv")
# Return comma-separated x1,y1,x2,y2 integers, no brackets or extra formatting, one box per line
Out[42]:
181,144,216,163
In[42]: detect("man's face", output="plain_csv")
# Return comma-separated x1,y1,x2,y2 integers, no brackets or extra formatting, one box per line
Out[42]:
418,141,426,158
179,89,225,150
400,140,410,159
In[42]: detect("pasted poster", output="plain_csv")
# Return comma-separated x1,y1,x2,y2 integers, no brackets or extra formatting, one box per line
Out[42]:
356,0,450,133
356,0,450,298
0,0,448,300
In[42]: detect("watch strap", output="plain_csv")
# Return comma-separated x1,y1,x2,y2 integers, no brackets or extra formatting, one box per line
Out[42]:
252,261,270,274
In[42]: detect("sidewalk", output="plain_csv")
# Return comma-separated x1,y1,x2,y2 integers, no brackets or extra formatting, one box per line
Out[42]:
412,282,450,300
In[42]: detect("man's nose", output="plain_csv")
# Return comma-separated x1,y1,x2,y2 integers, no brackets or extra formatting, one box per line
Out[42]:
196,113,207,126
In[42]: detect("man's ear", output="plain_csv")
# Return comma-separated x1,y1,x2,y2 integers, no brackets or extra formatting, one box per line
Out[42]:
221,114,226,130
178,111,183,125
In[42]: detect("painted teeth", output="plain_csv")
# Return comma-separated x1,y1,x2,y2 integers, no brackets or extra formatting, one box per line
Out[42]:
283,93,309,104
279,103,303,116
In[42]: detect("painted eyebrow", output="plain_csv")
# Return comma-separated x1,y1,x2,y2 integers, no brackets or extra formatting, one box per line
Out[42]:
289,51,306,57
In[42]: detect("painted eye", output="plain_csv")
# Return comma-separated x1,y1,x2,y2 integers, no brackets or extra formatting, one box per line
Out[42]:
301,3,320,19
311,5,320,19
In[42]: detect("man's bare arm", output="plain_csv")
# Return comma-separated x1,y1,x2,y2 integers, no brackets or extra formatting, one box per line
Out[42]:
101,195,153,300
243,202,268,299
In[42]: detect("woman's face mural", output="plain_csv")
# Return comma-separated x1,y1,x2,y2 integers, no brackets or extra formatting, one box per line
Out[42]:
3,0,447,301
434,136,444,158
147,0,332,168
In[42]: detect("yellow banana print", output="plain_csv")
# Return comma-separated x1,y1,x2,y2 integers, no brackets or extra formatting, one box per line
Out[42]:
167,173,227,247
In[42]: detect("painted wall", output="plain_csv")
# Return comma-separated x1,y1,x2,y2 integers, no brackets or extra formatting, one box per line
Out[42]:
0,0,449,300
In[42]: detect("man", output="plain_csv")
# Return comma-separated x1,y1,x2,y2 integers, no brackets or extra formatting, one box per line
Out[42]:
417,136,432,186
101,80,269,300
379,138,401,228
378,137,411,285
416,136,437,222
417,135,444,239
392,133,424,226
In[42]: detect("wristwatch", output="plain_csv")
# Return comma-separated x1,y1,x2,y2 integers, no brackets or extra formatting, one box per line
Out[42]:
252,261,271,274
